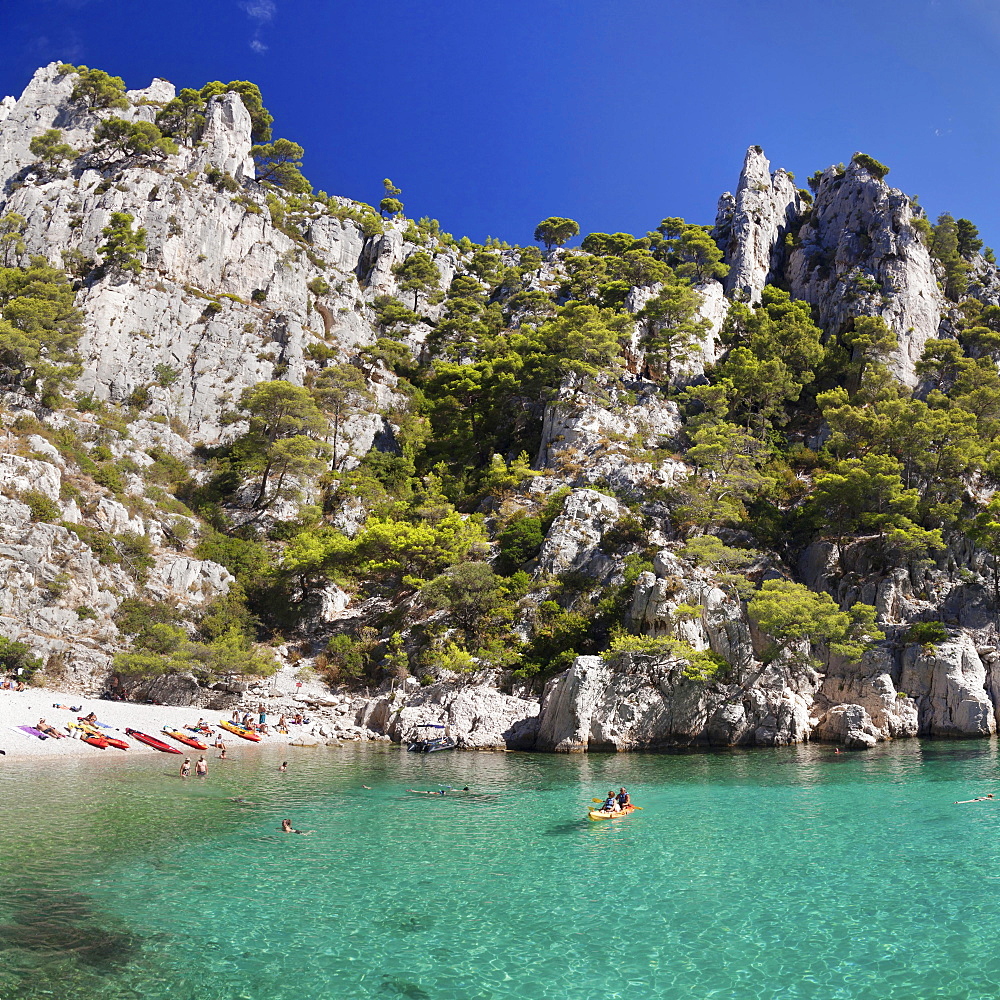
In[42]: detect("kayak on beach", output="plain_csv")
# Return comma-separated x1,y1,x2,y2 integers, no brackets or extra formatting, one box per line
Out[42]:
219,721,262,742
71,722,129,750
162,728,208,750
125,728,183,753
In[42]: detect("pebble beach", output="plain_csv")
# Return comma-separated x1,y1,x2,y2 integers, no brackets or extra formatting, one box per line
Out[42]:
0,684,329,758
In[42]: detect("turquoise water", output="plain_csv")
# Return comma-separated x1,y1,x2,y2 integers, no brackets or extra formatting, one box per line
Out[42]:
2,741,1000,999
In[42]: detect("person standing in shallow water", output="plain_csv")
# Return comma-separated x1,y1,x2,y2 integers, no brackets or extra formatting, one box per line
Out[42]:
180,757,191,778
196,756,207,777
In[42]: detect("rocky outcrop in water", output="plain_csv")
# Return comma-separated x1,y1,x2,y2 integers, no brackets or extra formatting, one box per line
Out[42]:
358,679,540,749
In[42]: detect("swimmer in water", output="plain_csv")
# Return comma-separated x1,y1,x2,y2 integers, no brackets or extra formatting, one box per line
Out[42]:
407,787,470,795
281,819,313,834
955,793,995,804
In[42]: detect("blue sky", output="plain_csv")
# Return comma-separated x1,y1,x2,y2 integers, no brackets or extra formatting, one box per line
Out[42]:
3,0,1000,250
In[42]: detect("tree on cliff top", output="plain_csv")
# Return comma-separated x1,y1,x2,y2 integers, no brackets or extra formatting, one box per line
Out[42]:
251,138,311,194
93,118,178,164
68,66,128,111
534,217,579,250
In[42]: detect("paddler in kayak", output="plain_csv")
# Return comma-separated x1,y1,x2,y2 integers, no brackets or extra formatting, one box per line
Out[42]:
600,790,620,813
616,787,631,810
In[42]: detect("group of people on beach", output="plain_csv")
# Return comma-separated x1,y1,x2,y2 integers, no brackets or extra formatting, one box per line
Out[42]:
1,677,26,691
228,705,309,736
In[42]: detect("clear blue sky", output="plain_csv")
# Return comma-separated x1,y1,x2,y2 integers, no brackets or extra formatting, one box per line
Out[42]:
4,0,1000,249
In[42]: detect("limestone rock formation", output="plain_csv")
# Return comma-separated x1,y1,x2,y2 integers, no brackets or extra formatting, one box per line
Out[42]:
714,145,802,303
534,652,818,751
786,159,945,386
534,489,626,581
536,384,684,495
358,681,540,750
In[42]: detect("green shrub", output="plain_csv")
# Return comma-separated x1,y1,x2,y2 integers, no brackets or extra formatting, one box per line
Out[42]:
851,152,890,181
18,489,59,522
903,621,948,647
251,288,267,302
0,636,42,682
497,515,544,573
93,463,125,494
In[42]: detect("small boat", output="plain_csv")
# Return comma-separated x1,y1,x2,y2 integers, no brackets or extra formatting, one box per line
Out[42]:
74,722,129,750
219,721,262,742
162,728,208,750
588,805,639,821
125,728,183,754
80,732,108,749
406,724,457,753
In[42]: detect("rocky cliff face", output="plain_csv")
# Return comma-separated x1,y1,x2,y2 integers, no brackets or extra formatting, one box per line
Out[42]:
714,146,801,303
0,64,420,447
4,62,1000,753
785,160,945,386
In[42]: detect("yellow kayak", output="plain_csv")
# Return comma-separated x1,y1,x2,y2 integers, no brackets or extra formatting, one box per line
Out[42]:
588,805,638,821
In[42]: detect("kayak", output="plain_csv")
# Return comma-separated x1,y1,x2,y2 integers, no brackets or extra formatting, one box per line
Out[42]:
80,733,108,749
162,728,208,750
588,805,639,821
125,728,183,754
74,722,129,750
219,721,261,742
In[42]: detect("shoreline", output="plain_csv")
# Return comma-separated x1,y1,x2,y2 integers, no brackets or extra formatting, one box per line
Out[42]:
0,684,339,759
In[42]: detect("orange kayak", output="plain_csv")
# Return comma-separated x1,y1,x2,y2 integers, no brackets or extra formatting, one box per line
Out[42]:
162,728,208,750
219,721,261,742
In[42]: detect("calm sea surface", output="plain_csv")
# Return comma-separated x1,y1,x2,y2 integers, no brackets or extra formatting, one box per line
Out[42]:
2,740,1000,999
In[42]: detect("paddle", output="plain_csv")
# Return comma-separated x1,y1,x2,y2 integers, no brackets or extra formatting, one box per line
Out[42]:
590,798,642,809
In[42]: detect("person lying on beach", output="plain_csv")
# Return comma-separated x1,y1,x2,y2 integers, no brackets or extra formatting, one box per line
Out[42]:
281,819,313,834
81,712,98,724
36,719,65,738
52,703,82,712
955,794,995,803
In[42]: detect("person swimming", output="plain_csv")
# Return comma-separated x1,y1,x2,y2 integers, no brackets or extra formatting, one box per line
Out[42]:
407,787,470,795
281,819,313,834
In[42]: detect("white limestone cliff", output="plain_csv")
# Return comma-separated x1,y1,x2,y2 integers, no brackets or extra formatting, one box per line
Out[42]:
786,159,945,386
714,146,801,303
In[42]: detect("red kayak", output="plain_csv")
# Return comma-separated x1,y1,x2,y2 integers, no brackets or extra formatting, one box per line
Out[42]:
102,736,130,751
125,728,183,754
81,733,108,749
